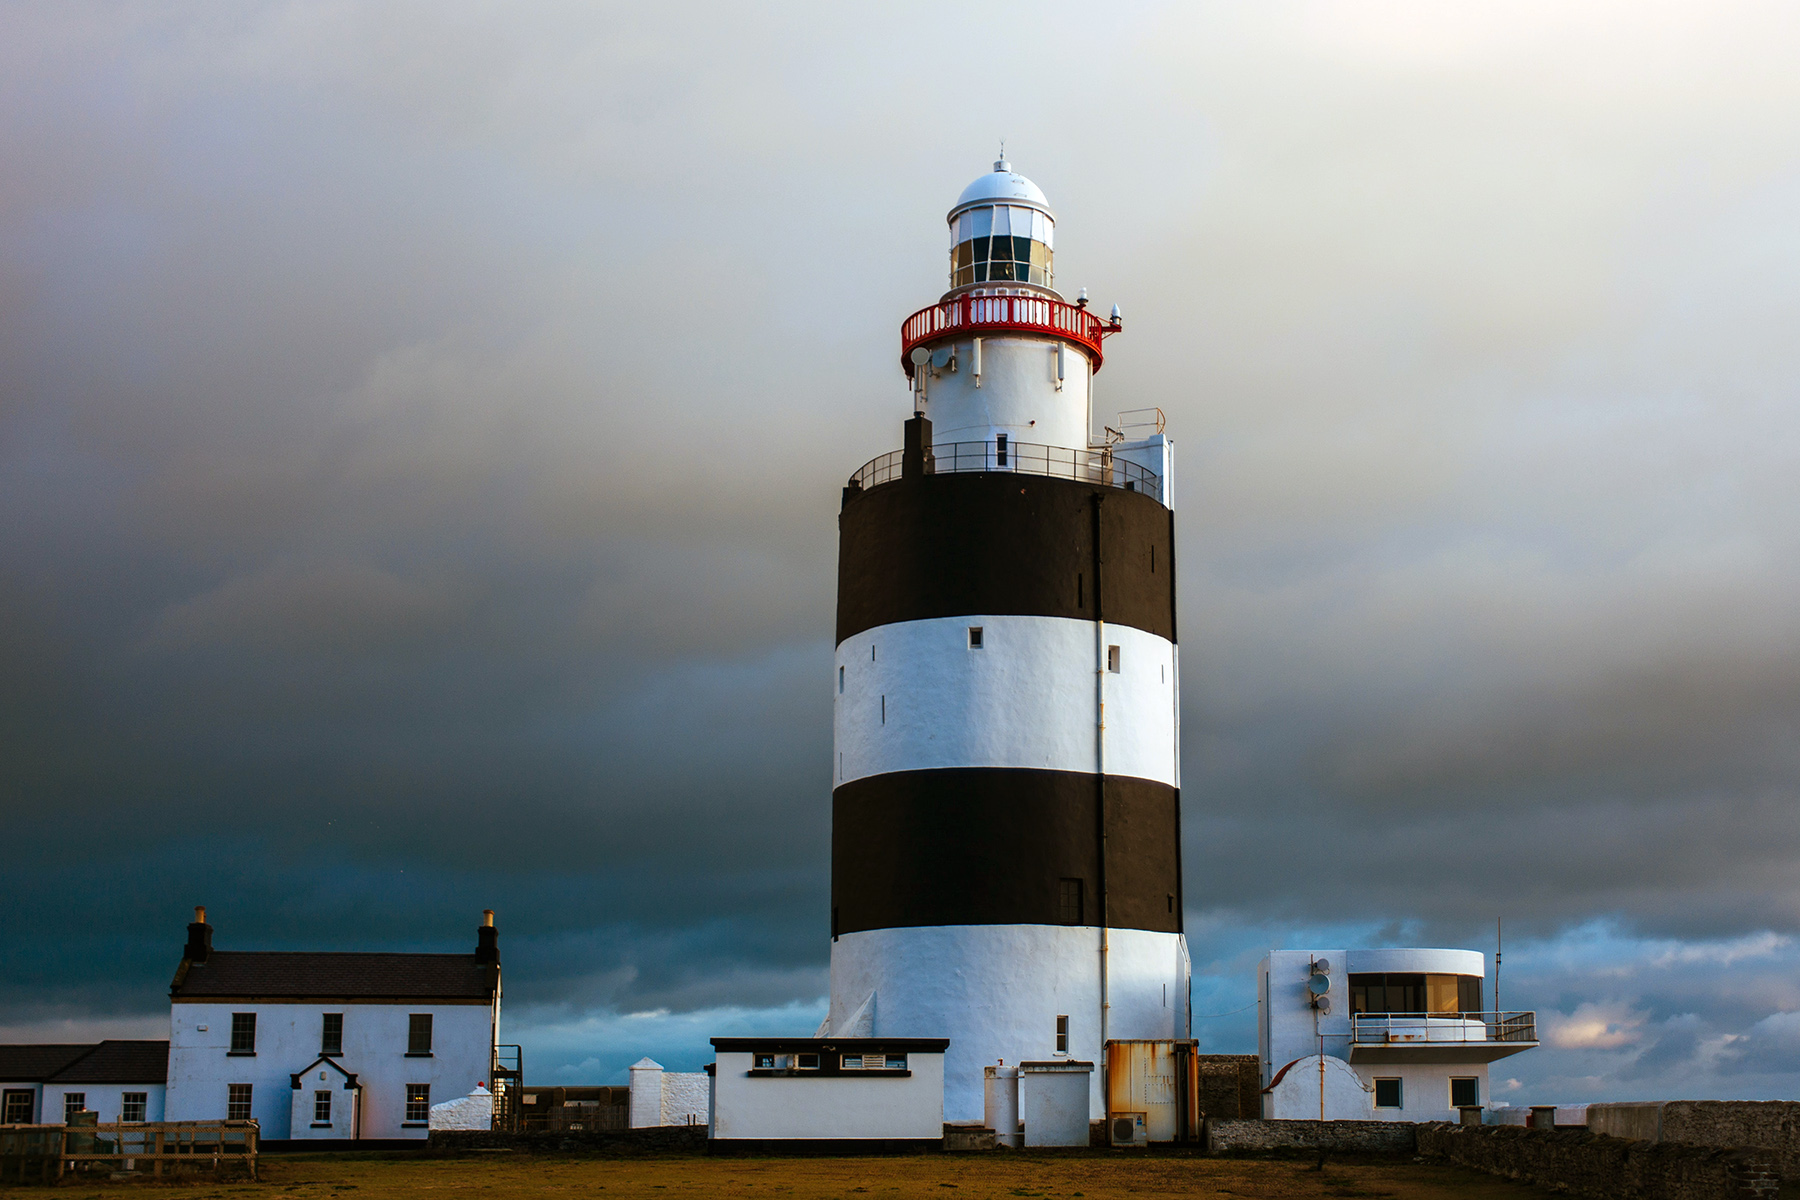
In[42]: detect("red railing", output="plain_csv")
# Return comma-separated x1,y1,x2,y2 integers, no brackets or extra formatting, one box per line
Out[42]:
901,293,1120,376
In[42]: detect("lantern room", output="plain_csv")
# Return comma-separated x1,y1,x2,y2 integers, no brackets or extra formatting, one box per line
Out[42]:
948,159,1056,291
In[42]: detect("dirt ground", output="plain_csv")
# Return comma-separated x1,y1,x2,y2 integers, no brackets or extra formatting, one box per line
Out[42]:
9,1151,1558,1199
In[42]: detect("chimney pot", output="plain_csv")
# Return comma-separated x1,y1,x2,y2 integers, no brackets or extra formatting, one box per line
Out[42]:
195,906,205,923
483,909,494,928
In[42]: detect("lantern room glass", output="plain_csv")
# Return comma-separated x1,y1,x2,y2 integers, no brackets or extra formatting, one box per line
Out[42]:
950,205,1054,289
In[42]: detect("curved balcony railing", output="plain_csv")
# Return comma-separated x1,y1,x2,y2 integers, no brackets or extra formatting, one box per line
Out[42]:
901,293,1120,376
848,439,1160,502
1350,1011,1538,1046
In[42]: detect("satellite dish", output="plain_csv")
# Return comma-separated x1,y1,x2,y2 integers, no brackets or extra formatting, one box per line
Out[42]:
1313,995,1331,1014
1308,974,1330,995
909,346,932,366
1312,958,1331,975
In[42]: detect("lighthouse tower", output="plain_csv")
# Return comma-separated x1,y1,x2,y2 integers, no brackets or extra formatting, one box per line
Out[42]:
828,160,1188,1121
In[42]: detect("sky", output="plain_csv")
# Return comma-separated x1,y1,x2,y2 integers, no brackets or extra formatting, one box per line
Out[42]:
3,0,1800,1104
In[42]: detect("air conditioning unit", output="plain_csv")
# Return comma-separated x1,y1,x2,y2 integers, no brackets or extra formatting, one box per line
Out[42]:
1110,1111,1148,1148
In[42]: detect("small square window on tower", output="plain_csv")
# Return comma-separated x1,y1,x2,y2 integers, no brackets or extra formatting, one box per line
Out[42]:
1107,645,1121,673
968,626,983,649
1055,1015,1070,1054
838,665,845,694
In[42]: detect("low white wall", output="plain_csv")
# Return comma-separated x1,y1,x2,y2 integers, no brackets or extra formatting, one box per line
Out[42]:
662,1072,709,1126
1263,1055,1371,1121
429,1084,493,1131
711,1051,944,1141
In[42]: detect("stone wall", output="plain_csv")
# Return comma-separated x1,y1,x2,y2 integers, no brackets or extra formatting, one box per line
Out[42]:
1588,1101,1800,1180
1197,1054,1259,1120
661,1072,710,1127
1205,1118,1417,1155
429,1125,708,1156
1417,1121,1778,1200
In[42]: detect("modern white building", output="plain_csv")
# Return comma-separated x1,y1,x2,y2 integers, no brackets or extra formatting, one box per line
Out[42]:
1258,949,1537,1123
163,907,502,1142
2,1042,167,1126
826,159,1187,1123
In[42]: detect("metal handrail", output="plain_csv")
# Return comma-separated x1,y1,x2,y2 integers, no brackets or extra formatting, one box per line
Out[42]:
1349,1011,1538,1045
901,292,1120,375
848,439,1160,502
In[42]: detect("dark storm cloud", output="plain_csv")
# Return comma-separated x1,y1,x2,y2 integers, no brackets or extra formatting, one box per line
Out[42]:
6,1,1800,1089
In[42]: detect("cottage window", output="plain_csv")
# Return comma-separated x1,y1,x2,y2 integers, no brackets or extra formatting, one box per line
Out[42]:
1373,1078,1402,1109
407,1013,433,1055
121,1093,147,1123
1450,1077,1480,1108
227,1084,253,1120
314,1091,332,1125
63,1093,86,1122
229,1012,257,1054
406,1084,430,1123
3,1091,33,1123
321,1013,343,1055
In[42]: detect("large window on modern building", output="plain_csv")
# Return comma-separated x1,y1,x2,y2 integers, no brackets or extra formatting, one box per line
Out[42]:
405,1084,429,1123
229,1012,257,1054
227,1084,253,1121
407,1013,433,1055
1373,1078,1402,1109
121,1092,147,1123
321,1013,343,1055
949,205,1055,288
63,1093,86,1122
1059,878,1084,925
1350,973,1482,1016
1450,1077,1480,1108
313,1090,332,1125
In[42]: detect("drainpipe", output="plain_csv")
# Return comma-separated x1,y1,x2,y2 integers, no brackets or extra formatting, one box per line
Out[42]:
1093,494,1109,1062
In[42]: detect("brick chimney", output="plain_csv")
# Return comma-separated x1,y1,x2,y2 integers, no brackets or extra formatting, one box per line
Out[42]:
184,906,212,963
475,909,499,966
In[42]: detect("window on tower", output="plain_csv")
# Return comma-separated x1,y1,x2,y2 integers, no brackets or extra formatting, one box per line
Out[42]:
1059,878,1084,925
950,205,1054,288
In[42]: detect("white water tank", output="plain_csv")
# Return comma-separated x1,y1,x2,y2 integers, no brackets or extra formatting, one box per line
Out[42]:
983,1064,1021,1148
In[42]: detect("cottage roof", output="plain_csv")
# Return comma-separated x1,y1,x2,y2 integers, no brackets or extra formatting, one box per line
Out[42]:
47,1040,169,1084
0,1043,98,1082
171,951,498,1002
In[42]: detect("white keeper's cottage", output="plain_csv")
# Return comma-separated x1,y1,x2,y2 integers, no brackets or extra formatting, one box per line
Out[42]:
163,907,502,1142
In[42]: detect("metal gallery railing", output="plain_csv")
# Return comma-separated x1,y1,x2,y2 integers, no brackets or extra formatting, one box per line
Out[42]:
849,439,1160,501
901,292,1120,376
1349,1011,1538,1046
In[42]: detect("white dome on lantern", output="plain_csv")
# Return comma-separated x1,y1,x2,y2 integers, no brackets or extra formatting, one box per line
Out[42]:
951,159,1052,219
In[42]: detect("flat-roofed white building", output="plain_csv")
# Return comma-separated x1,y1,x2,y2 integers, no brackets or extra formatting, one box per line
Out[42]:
708,1037,948,1150
1259,948,1537,1123
163,907,501,1143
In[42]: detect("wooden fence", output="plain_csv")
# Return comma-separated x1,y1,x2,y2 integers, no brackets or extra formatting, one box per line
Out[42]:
0,1118,259,1182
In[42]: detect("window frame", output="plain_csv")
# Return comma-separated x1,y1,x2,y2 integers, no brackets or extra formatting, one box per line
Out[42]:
1450,1077,1481,1109
121,1092,148,1123
968,626,983,649
63,1092,86,1122
406,1013,434,1056
226,1083,253,1121
1107,644,1121,673
228,1012,257,1055
1058,877,1084,925
321,1012,344,1056
2,1090,33,1124
405,1084,430,1124
1055,1015,1070,1055
1372,1078,1403,1109
313,1090,333,1126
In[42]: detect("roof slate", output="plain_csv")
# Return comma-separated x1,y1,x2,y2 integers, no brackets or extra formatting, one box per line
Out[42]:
47,1041,169,1084
0,1044,98,1083
171,951,497,1000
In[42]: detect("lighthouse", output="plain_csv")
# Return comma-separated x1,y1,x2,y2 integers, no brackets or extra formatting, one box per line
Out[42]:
828,160,1188,1121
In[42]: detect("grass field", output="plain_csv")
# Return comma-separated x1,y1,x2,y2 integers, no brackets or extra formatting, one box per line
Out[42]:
7,1151,1556,1199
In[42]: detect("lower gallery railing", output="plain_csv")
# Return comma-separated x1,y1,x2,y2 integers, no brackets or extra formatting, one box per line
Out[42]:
850,440,1161,502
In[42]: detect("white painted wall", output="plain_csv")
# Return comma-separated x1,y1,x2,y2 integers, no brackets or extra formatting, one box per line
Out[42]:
1019,1062,1091,1146
627,1058,663,1129
287,1070,358,1139
830,924,1188,1123
916,335,1092,453
429,1084,493,1131
38,1083,166,1124
661,1072,710,1126
1263,1054,1372,1121
710,1050,944,1141
165,1000,495,1140
834,616,1177,789
1259,949,1500,1124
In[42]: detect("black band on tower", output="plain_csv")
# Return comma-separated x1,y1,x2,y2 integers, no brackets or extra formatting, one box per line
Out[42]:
837,473,1177,645
831,767,1183,936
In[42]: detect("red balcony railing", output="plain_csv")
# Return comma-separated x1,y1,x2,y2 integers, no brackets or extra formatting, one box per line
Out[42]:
901,293,1120,376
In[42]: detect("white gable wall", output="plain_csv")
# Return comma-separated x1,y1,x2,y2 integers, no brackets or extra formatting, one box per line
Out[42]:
166,1001,494,1139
